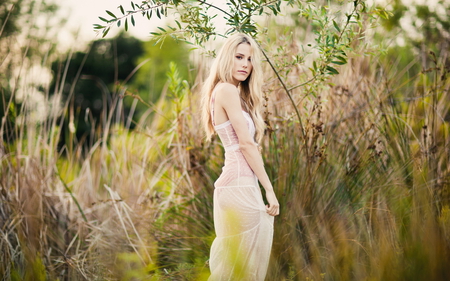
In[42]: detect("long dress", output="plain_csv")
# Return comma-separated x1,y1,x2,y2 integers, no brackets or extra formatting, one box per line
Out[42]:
208,92,274,281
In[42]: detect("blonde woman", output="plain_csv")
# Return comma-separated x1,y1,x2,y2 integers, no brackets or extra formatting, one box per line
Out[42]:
202,33,279,281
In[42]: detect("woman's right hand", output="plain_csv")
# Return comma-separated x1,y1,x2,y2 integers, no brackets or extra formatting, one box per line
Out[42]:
265,190,279,216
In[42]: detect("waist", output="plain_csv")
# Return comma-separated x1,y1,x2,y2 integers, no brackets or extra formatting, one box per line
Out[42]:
223,144,240,152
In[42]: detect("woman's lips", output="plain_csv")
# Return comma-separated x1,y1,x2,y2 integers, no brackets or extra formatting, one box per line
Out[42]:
238,70,248,74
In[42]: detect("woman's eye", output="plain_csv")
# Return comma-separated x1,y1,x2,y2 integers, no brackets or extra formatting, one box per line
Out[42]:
236,56,242,59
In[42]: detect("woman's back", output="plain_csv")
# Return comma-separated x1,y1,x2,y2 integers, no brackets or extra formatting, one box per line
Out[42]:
204,33,279,281
209,90,274,281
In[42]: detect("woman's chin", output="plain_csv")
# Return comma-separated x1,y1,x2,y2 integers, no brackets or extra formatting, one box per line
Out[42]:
233,77,248,83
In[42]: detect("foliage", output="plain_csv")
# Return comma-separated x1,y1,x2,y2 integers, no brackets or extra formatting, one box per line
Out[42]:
0,0,61,143
379,0,450,65
96,0,385,171
49,32,144,150
130,37,191,111
1,0,450,280
0,0,58,37
0,0,25,37
47,33,191,152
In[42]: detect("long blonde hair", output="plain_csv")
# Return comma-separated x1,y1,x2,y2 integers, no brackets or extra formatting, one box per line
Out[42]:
201,33,265,143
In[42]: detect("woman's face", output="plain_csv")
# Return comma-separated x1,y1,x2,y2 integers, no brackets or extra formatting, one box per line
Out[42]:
231,43,253,86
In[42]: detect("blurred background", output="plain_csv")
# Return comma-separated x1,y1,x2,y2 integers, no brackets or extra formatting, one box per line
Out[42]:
0,0,449,280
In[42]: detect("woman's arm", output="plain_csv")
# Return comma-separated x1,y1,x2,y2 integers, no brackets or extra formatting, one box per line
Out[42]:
215,83,279,216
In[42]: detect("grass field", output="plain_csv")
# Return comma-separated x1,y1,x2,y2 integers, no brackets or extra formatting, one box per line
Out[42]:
1,10,450,281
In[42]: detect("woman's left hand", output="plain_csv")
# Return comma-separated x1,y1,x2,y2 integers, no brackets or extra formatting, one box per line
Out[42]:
265,190,279,216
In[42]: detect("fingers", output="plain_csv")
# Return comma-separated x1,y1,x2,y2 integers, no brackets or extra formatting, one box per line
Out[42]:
266,204,279,216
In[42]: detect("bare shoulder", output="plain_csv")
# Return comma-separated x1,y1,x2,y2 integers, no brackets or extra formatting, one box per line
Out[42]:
215,83,239,102
215,83,238,96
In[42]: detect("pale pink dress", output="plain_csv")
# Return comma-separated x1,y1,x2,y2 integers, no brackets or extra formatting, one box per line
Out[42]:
208,91,274,281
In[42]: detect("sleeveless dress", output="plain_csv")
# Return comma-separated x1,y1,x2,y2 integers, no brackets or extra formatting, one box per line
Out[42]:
208,91,274,281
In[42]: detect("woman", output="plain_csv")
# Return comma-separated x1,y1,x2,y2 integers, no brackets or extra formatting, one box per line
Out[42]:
202,33,280,281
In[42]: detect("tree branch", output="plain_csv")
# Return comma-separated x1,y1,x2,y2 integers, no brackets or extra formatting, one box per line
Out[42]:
97,2,165,36
196,0,233,18
288,76,316,91
257,42,307,152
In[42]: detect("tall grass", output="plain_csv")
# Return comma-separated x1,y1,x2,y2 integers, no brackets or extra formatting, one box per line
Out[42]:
1,12,450,281
263,50,450,280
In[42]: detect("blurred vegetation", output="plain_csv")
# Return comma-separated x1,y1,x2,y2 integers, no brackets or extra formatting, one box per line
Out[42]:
48,32,190,152
132,37,191,106
0,0,59,37
0,0,23,37
0,0,449,280
380,0,449,57
49,32,144,151
0,0,61,143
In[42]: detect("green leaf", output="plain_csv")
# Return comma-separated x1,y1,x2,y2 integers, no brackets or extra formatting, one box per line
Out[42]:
156,8,160,18
131,1,135,10
326,65,339,75
335,56,347,63
333,20,340,32
119,5,124,15
106,10,116,18
117,20,121,27
99,16,108,22
131,15,135,26
103,27,110,38
331,60,346,65
125,18,128,31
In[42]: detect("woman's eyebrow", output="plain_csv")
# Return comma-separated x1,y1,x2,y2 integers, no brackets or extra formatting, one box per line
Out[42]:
235,53,246,56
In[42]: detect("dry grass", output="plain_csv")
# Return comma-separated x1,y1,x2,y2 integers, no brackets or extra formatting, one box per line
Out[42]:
1,9,450,281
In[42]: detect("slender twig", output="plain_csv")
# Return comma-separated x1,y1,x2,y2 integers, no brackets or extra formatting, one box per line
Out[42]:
258,43,307,149
182,0,307,142
121,3,165,20
288,76,317,91
0,3,14,37
336,1,359,45
290,2,360,92
97,2,165,36
196,0,233,18
192,0,310,153
261,0,280,7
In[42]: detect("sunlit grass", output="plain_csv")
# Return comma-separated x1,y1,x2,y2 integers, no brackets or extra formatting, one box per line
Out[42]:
1,15,450,281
